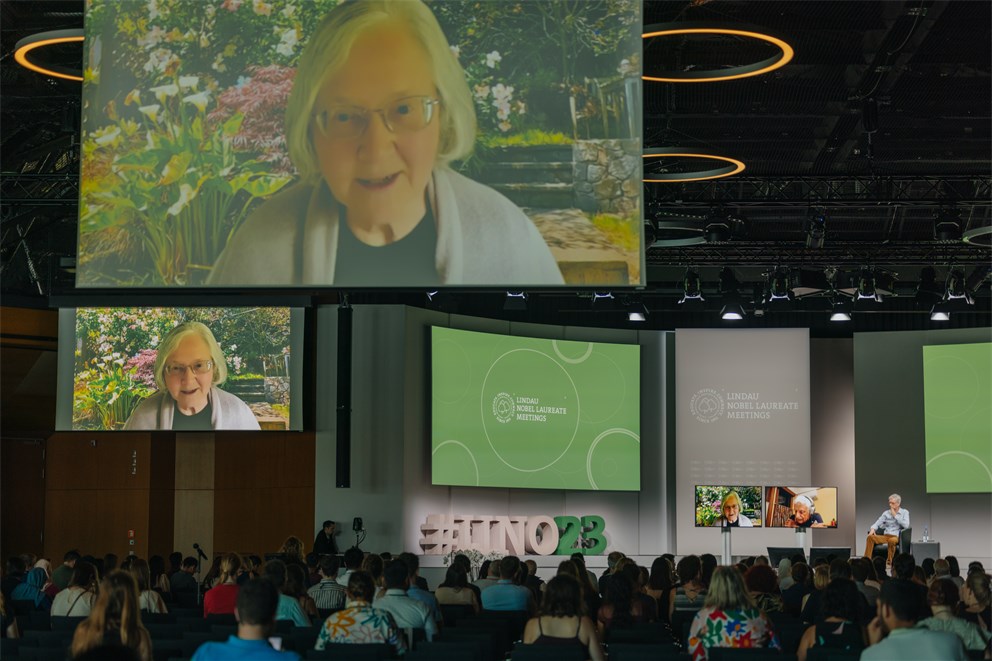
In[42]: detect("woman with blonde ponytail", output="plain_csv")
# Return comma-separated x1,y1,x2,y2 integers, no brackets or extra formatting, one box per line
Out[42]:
70,570,152,661
203,553,242,617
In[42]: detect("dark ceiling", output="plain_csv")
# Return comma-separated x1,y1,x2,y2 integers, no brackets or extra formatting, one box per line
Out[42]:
1,0,990,332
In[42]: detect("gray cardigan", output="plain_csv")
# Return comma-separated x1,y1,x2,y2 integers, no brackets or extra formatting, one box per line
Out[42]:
123,386,260,430
207,168,564,286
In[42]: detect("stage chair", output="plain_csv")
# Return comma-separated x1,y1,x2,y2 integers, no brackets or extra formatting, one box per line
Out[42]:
669,609,699,647
606,622,677,645
870,527,912,561
285,626,320,652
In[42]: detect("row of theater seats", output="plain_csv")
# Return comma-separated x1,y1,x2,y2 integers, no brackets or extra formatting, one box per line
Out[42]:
2,603,873,661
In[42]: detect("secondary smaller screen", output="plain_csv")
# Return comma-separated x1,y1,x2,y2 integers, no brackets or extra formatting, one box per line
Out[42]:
764,486,838,528
695,485,762,527
65,307,299,431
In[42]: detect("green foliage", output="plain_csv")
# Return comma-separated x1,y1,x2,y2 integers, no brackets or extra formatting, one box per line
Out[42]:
79,77,293,285
590,212,640,252
74,363,156,431
479,130,574,148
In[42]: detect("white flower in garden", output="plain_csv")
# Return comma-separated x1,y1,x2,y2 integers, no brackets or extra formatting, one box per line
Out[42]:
150,335,159,346
491,83,514,103
183,91,211,112
146,0,160,21
498,121,512,133
167,183,196,216
473,84,490,101
485,50,502,68
143,48,176,74
275,27,298,57
149,83,179,104
253,0,273,16
137,25,165,49
496,103,510,121
449,45,460,59
179,76,199,91
93,126,121,146
281,3,296,18
516,101,526,115
138,104,161,122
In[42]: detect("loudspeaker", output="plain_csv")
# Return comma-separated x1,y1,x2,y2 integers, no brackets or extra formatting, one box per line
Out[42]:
352,517,363,532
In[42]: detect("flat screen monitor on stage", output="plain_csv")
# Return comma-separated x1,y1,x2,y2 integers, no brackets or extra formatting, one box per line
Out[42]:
767,547,806,567
430,326,641,491
694,485,763,527
765,486,839,528
56,307,303,431
809,547,853,565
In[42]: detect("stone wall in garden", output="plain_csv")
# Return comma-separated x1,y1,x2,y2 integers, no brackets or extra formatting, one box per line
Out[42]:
264,377,290,406
572,139,641,214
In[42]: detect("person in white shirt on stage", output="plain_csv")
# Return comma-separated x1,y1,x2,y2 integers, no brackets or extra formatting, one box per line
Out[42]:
863,493,910,567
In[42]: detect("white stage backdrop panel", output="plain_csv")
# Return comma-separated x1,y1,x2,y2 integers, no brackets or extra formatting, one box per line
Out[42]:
676,329,811,556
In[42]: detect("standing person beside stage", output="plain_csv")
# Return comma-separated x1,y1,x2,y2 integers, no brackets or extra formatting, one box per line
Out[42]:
863,493,910,568
313,521,339,557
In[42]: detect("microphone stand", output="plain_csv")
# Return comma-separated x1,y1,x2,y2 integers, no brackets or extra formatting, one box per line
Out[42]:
721,518,732,566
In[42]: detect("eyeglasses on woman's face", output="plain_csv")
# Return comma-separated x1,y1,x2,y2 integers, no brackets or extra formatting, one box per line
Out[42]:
163,360,214,377
312,96,440,140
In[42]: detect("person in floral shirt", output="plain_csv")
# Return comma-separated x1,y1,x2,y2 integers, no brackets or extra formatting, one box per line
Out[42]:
687,566,780,661
315,570,405,656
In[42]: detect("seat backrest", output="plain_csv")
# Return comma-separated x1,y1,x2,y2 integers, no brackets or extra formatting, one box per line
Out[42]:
608,642,686,661
305,642,393,660
806,647,862,661
510,643,586,661
709,648,798,661
898,527,913,553
404,640,484,661
50,615,86,632
439,603,477,627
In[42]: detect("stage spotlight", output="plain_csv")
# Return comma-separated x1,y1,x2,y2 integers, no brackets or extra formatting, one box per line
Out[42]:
856,268,882,302
830,298,852,322
627,302,648,322
804,209,827,249
504,291,527,311
679,268,704,305
718,268,745,320
930,301,951,321
914,267,943,310
762,267,793,309
944,269,973,304
934,208,962,242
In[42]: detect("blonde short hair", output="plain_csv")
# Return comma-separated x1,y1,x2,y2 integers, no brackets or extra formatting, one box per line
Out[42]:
722,491,743,511
704,566,755,610
154,321,228,391
285,0,477,185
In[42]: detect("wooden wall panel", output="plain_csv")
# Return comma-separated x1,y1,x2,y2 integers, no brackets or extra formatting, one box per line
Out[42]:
173,489,214,562
46,433,151,490
44,489,150,559
213,487,313,556
1,438,45,560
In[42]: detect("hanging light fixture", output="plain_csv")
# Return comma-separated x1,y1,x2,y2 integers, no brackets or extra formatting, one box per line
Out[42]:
14,29,84,82
643,147,745,183
642,22,794,83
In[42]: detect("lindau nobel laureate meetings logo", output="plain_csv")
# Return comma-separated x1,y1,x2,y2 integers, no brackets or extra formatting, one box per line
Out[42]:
492,392,515,423
690,388,724,423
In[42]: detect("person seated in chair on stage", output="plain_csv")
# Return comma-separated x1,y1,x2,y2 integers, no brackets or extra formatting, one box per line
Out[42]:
863,493,910,568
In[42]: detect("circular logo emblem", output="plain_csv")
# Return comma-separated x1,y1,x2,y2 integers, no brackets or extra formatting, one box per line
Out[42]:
690,388,724,423
492,392,515,423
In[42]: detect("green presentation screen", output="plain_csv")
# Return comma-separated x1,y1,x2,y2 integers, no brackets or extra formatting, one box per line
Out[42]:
431,327,640,491
923,342,992,493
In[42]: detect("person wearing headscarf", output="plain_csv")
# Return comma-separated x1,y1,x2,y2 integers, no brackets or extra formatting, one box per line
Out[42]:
778,558,795,591
11,568,52,610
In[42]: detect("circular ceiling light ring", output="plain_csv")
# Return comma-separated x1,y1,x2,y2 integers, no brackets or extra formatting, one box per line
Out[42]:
642,22,794,83
652,220,707,247
14,29,85,82
643,148,746,183
962,225,991,248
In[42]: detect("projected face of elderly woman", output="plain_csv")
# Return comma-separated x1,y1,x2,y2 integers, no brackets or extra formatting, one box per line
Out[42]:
311,23,440,244
156,322,225,416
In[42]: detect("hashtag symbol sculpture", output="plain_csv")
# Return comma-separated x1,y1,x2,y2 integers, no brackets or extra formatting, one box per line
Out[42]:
420,514,459,555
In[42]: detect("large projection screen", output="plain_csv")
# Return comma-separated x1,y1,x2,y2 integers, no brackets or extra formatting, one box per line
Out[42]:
676,329,811,555
431,326,641,491
56,307,304,431
77,0,643,288
923,342,992,493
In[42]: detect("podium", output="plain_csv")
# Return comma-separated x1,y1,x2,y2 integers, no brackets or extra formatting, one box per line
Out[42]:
912,541,940,562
